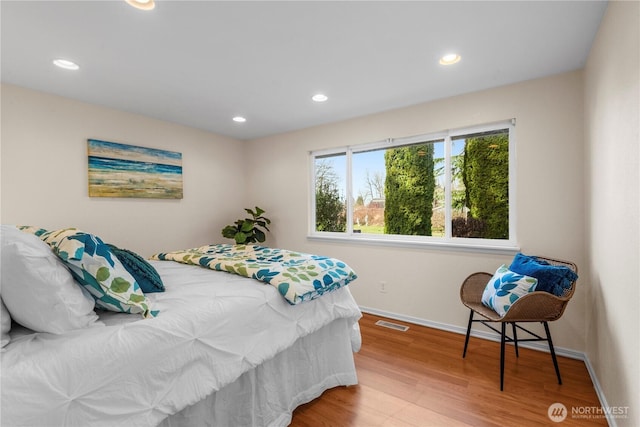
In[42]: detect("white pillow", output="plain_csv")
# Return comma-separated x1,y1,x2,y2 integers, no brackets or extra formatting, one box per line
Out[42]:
1,299,10,349
0,225,101,333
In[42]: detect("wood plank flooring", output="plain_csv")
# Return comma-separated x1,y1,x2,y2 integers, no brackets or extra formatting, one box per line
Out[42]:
290,313,606,426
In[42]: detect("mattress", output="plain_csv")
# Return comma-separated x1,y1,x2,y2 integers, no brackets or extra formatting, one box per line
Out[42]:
1,260,362,427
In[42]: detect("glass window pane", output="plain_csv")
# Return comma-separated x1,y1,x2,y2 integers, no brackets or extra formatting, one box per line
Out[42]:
351,141,443,236
451,129,509,239
314,154,346,232
431,142,446,237
352,141,444,236
352,149,386,234
385,141,442,236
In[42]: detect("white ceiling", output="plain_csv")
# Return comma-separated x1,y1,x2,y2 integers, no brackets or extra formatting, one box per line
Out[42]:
1,1,607,141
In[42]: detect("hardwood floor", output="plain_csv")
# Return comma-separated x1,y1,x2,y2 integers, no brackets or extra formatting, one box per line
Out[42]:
290,313,606,426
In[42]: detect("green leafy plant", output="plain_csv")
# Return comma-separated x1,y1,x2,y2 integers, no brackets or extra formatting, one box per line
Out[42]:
221,206,271,244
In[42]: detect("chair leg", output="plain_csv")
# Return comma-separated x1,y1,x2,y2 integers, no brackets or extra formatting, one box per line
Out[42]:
500,322,506,391
543,321,562,385
511,322,519,357
463,310,474,358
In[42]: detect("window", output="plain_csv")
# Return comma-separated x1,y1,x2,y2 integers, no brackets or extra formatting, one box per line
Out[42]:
314,152,346,232
310,120,516,249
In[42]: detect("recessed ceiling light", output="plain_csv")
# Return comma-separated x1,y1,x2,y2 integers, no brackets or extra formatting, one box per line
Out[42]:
439,53,461,65
125,0,155,11
53,59,79,70
233,116,247,123
312,94,328,102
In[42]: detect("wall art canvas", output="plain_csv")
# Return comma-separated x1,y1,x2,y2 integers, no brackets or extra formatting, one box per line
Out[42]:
88,139,183,199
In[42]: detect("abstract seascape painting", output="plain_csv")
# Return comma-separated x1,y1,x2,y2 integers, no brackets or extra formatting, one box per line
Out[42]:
88,139,183,199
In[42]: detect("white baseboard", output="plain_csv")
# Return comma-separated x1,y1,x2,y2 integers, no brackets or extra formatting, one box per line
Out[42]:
359,305,613,425
581,356,617,427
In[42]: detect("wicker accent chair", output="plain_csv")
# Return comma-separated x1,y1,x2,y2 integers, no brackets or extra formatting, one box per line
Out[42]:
459,256,578,391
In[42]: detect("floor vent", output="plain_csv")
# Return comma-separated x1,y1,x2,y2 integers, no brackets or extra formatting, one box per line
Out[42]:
375,320,409,332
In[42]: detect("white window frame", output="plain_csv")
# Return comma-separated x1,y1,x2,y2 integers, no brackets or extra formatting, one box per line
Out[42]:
308,119,518,254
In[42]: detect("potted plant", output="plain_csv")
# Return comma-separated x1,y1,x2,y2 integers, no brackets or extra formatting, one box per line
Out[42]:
221,206,271,244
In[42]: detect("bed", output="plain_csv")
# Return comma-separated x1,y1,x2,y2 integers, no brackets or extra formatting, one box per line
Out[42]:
0,225,362,427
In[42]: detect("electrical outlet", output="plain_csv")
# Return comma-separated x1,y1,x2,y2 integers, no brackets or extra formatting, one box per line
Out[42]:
379,281,388,293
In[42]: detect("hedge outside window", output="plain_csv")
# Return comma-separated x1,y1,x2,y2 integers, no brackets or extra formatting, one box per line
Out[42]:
309,120,516,250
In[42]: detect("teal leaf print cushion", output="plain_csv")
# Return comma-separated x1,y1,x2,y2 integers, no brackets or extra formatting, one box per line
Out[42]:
17,225,49,237
38,228,155,318
107,244,165,293
481,265,538,317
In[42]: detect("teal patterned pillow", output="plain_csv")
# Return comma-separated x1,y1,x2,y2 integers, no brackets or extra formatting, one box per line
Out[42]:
18,225,49,237
40,228,155,318
481,265,538,317
107,244,164,293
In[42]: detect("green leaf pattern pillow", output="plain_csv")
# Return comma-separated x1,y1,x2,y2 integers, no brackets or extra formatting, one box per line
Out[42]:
36,228,154,318
481,264,538,317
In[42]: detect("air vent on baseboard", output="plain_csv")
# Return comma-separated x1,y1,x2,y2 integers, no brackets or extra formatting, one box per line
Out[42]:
375,320,409,332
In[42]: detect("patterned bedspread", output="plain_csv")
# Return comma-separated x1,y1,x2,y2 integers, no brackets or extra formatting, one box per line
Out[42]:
151,244,357,304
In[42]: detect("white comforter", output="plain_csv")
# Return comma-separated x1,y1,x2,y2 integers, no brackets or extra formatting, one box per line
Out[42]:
1,260,362,427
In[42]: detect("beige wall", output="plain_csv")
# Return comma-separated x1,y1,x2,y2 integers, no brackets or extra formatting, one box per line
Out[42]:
584,1,639,425
246,71,588,351
0,84,247,257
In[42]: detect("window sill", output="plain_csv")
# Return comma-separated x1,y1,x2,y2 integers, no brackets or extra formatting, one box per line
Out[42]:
307,233,520,255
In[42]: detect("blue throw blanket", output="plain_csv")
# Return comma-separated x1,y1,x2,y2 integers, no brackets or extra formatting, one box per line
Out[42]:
152,244,358,304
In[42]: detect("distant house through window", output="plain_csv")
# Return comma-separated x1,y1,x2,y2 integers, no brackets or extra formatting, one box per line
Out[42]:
310,120,516,250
